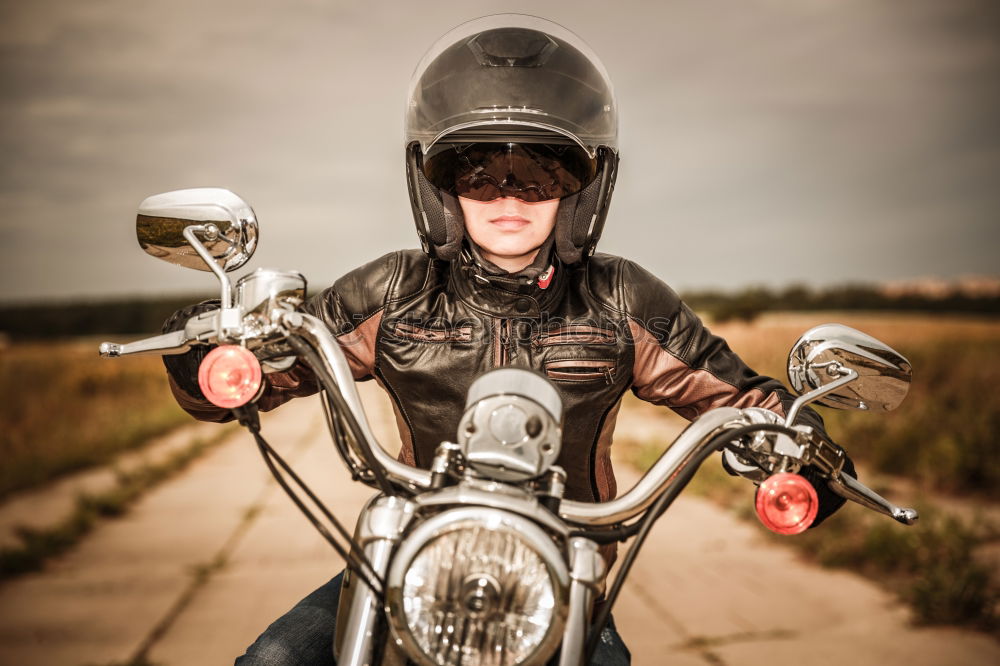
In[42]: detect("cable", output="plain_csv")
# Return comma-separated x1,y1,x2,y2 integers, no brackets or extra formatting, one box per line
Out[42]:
233,406,386,598
284,336,394,496
583,422,800,662
320,388,373,484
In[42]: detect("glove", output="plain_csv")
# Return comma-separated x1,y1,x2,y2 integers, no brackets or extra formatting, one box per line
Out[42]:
800,455,856,528
161,299,220,401
736,452,857,528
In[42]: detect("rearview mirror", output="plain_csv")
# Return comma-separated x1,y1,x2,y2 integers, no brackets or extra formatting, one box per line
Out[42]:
787,324,911,412
136,188,258,272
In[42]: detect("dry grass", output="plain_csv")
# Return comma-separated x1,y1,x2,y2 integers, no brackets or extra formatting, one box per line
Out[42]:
619,312,1000,633
0,338,189,499
0,428,233,580
702,312,1000,498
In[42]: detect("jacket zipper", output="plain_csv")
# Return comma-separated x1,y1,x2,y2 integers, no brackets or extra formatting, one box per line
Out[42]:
493,318,506,367
499,318,514,365
544,359,616,385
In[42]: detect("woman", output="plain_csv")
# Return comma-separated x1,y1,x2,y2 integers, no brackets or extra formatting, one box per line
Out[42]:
165,14,850,665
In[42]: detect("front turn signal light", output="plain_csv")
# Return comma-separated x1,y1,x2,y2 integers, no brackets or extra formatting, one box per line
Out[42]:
755,472,819,535
197,345,262,409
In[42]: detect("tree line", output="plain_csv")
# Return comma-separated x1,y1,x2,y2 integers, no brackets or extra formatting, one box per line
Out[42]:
683,284,1000,323
0,285,997,339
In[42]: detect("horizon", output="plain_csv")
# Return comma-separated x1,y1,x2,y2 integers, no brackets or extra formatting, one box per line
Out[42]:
2,273,998,308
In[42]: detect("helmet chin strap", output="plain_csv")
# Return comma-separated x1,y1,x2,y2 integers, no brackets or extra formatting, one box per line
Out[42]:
459,234,556,290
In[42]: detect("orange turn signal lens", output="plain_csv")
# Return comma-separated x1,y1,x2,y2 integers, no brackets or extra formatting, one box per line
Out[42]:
755,472,819,535
197,345,262,409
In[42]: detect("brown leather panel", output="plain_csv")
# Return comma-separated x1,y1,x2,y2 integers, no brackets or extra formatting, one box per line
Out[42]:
732,387,785,416
336,312,382,380
491,318,502,367
385,383,416,467
629,320,783,419
593,399,623,569
593,399,622,502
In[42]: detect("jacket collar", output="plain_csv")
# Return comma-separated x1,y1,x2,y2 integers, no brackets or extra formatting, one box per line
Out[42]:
448,243,568,318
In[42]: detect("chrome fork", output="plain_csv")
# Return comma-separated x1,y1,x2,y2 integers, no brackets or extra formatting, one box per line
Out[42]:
337,496,416,666
558,538,606,666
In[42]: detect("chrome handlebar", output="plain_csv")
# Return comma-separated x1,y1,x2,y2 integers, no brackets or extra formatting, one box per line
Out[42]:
558,408,746,526
99,286,918,527
275,311,433,492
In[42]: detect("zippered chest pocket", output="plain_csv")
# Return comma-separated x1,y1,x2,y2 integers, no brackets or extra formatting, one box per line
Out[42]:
544,358,617,385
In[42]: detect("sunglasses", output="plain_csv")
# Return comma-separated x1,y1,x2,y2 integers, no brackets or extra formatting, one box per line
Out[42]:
422,142,599,203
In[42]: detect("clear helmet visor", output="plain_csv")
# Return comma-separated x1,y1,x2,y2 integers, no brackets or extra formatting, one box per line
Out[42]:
405,14,618,157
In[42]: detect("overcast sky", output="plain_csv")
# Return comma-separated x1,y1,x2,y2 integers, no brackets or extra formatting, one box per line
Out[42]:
1,0,997,302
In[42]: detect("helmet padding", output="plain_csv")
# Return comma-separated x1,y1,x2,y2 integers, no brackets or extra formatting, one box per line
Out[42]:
406,144,618,266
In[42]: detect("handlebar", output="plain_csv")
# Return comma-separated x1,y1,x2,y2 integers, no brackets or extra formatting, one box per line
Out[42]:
100,302,918,528
275,311,433,492
558,408,745,526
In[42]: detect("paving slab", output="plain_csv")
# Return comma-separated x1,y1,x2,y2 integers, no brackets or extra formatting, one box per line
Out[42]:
0,397,320,666
610,463,1000,665
0,419,224,549
150,382,398,664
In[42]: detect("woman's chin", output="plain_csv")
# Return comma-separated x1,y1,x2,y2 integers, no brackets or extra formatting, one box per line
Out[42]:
480,246,541,272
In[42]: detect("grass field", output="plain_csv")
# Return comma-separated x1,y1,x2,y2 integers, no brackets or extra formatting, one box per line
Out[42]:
619,312,1000,633
0,338,190,500
701,312,1000,498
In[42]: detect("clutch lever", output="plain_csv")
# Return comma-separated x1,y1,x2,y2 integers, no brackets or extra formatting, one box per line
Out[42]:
99,330,192,357
99,309,220,358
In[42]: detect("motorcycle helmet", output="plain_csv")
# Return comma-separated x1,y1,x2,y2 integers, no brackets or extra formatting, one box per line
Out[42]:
404,14,620,266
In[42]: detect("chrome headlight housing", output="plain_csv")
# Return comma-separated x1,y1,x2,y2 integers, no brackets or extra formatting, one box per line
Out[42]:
386,507,569,666
458,368,563,482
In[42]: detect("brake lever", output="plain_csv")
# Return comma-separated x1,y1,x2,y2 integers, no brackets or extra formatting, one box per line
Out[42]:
826,472,919,525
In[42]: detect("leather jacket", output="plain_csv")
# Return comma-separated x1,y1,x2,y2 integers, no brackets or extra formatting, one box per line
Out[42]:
170,249,836,509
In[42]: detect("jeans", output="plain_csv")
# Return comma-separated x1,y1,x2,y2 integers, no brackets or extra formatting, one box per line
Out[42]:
236,572,631,665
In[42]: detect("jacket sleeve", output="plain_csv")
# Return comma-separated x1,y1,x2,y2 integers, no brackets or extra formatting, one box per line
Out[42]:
620,259,848,526
168,252,398,422
621,260,813,424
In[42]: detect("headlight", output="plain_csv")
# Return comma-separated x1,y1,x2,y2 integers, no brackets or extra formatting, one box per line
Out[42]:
387,507,569,666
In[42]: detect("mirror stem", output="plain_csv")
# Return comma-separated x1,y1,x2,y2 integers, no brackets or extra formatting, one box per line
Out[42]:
785,367,859,425
183,224,234,309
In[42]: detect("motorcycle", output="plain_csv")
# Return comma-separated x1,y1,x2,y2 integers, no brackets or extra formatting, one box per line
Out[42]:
99,188,918,666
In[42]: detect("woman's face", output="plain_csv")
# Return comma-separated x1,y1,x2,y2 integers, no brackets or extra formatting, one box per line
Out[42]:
459,196,558,273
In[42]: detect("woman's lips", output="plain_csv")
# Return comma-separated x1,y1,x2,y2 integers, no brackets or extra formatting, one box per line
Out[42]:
489,215,530,230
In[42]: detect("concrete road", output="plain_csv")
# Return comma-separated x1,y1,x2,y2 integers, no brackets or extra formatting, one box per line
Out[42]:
0,384,997,666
